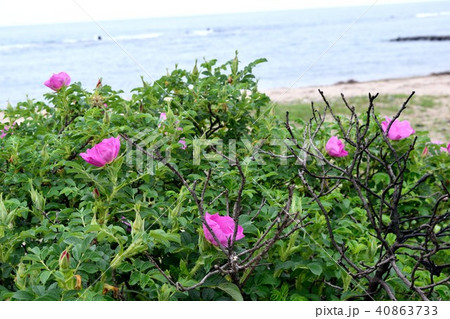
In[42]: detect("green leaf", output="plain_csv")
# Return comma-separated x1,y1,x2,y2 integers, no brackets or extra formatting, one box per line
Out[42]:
22,254,41,262
34,293,59,301
79,263,98,274
149,229,180,247
216,282,243,301
53,271,65,282
129,272,140,286
373,172,390,185
12,290,34,301
40,270,52,285
308,262,323,276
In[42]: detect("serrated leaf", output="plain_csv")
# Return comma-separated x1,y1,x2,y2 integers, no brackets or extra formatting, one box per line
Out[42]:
216,282,243,301
12,290,34,301
53,271,65,282
79,263,98,274
150,229,180,247
308,262,323,276
22,254,41,262
40,270,52,285
129,272,140,286
34,293,59,301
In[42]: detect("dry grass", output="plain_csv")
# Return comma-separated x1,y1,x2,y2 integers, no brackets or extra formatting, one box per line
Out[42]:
273,94,450,141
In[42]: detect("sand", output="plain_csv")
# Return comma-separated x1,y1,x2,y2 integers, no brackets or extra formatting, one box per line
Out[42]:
264,73,450,140
264,73,450,102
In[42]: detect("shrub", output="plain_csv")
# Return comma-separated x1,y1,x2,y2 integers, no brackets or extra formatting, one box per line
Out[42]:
0,56,448,301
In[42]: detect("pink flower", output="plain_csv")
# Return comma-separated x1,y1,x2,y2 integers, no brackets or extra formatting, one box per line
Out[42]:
44,72,71,91
175,120,183,131
202,212,245,247
423,140,449,156
80,136,121,167
381,117,415,140
0,123,16,139
0,127,9,139
429,140,449,154
178,138,187,150
158,112,167,128
325,136,348,157
120,216,132,232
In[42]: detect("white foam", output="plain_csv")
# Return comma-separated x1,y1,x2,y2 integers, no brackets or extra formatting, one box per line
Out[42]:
0,43,36,52
62,38,78,44
114,33,161,41
190,29,213,36
416,11,450,18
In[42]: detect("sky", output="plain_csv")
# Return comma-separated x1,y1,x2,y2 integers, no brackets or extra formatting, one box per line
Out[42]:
0,0,443,26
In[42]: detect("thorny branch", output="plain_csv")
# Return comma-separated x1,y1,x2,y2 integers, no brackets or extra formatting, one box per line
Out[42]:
121,132,308,294
278,91,449,300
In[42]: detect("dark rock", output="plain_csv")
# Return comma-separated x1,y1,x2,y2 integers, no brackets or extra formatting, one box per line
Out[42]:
390,35,450,42
335,79,359,85
430,71,450,76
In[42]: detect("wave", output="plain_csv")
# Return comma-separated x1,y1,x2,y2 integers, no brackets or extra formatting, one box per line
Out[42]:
62,38,79,44
0,43,39,52
416,11,450,18
114,32,161,41
0,37,92,52
0,32,161,52
189,29,213,36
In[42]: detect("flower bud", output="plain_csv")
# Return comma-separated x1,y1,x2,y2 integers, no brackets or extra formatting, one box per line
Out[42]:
93,188,100,198
0,194,7,224
132,211,144,237
192,61,198,76
29,183,46,212
15,262,27,290
96,77,103,88
103,110,110,124
59,250,70,270
231,54,239,75
120,216,131,233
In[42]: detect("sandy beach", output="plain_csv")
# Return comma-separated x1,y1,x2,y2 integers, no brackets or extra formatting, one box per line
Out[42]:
265,73,450,140
264,73,450,102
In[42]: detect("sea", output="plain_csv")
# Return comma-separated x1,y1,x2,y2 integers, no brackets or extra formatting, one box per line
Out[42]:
1,1,450,106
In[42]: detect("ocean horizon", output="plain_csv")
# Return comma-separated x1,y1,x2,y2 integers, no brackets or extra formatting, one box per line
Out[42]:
1,1,450,106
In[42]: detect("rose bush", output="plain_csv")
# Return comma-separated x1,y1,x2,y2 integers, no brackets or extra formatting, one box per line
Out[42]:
0,56,448,301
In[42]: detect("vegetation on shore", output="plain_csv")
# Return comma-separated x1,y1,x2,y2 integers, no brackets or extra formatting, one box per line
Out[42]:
274,94,449,140
0,56,448,301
